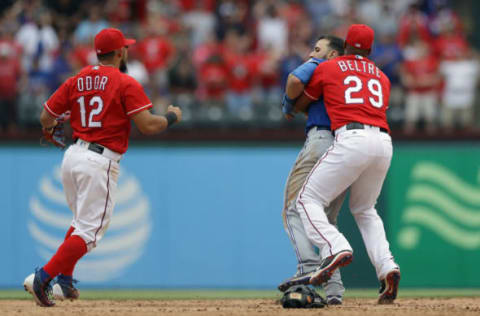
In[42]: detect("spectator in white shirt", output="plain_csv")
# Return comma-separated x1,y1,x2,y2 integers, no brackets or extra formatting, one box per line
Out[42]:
15,11,59,73
439,49,480,131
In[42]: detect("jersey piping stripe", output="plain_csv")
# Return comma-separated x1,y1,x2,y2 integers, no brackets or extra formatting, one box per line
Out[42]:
304,90,318,101
92,160,111,247
297,142,337,256
284,209,304,274
44,102,61,118
126,103,153,116
298,199,333,257
282,176,304,273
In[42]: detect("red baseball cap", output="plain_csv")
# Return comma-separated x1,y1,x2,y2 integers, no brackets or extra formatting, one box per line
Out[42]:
94,28,136,55
345,24,375,50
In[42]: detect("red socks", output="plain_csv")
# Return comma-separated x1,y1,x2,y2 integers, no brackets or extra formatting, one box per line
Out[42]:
64,226,75,241
43,234,87,279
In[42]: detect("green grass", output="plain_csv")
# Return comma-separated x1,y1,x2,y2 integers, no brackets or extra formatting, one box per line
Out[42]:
3,289,480,300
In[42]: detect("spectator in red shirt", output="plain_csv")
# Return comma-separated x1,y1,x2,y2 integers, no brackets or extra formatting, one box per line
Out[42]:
432,23,469,61
197,53,229,109
136,13,175,97
192,32,223,69
400,39,441,134
251,47,280,109
0,42,22,133
397,3,432,48
224,29,256,119
70,42,97,71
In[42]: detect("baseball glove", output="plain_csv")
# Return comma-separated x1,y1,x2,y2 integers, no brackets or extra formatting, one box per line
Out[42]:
41,111,70,149
280,285,326,308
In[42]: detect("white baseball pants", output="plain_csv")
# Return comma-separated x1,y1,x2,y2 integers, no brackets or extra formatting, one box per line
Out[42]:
61,143,120,252
296,126,398,280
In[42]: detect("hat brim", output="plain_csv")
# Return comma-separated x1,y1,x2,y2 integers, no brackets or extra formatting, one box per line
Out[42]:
124,38,136,47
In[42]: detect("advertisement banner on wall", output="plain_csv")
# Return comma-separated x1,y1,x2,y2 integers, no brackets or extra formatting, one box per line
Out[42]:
387,145,480,287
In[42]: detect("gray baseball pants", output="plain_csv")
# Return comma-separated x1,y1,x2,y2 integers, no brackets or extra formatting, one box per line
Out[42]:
282,128,347,297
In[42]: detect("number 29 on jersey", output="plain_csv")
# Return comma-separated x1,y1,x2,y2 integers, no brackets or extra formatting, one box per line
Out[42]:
344,75,383,108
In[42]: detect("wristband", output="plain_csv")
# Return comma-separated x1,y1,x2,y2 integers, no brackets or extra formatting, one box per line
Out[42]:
165,111,178,127
282,94,296,115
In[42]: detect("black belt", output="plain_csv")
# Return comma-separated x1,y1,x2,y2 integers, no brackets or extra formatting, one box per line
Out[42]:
74,138,105,154
344,122,388,133
307,125,330,133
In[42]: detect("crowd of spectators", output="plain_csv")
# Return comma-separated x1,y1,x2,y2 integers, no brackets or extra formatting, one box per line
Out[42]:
0,0,478,137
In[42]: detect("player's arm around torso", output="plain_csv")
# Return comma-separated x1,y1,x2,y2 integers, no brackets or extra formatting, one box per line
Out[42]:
283,58,323,118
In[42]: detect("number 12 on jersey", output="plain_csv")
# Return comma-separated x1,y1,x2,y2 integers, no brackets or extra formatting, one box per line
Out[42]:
344,75,383,108
77,95,104,128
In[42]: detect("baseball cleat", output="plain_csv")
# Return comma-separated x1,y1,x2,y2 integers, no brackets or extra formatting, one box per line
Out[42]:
52,274,79,301
378,268,400,304
278,272,314,292
23,269,55,307
309,250,353,286
23,273,34,294
326,295,343,305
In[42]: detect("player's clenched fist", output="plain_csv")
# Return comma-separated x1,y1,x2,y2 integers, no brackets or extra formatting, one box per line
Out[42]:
167,105,182,123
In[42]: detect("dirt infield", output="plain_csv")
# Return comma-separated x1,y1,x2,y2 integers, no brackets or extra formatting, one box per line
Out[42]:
2,298,480,316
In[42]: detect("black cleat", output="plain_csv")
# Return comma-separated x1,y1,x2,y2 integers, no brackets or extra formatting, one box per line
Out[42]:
378,269,400,304
309,250,353,286
278,272,313,292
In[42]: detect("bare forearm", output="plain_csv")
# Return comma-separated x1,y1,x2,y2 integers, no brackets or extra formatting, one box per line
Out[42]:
40,109,57,129
138,115,168,135
285,74,305,99
294,93,313,113
132,105,181,135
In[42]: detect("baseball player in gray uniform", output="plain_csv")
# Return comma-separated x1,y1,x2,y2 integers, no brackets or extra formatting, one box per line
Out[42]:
279,35,347,305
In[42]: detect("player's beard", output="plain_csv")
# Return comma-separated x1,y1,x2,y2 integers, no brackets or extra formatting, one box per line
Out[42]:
119,59,128,73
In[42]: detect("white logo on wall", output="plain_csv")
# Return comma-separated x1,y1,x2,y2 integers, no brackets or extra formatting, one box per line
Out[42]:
28,165,152,283
397,162,480,250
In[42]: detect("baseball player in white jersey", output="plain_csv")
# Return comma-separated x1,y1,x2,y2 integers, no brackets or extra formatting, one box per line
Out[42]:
291,24,400,304
23,28,182,307
278,35,347,305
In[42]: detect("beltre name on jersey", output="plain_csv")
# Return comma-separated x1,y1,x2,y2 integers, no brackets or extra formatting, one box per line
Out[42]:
337,58,382,78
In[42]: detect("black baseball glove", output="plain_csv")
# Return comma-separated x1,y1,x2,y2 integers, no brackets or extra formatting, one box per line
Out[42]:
280,285,327,308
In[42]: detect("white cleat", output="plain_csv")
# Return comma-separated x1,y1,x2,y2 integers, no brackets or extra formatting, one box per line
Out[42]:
23,273,35,295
